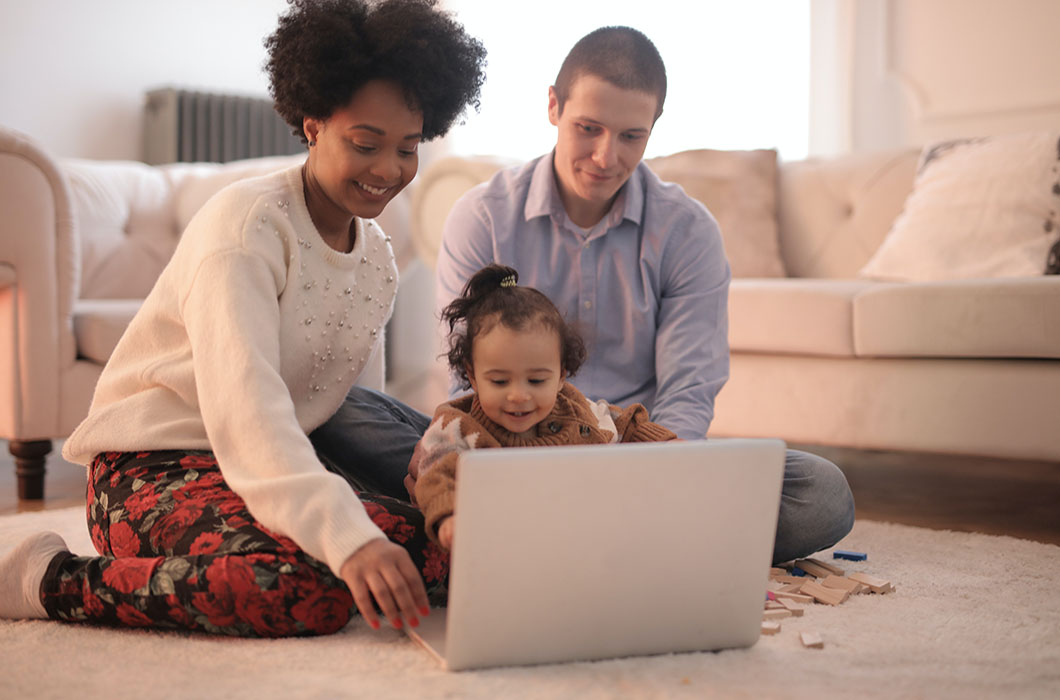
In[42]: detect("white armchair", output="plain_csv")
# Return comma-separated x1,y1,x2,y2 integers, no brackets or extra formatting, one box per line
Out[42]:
0,125,412,499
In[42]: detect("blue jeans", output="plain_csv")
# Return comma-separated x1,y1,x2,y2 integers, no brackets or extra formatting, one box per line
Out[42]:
311,387,856,565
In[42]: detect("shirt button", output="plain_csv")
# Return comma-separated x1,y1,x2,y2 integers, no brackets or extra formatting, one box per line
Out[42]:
583,300,592,310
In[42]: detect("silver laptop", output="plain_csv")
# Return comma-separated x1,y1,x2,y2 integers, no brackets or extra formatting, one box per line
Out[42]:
405,438,785,671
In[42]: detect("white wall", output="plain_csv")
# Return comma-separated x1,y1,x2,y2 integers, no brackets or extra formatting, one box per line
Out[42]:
815,0,1060,155
0,0,290,160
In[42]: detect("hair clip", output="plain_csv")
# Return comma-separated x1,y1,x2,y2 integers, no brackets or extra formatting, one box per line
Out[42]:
500,274,517,288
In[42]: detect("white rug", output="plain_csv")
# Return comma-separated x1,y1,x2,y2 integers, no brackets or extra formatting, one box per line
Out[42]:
1,507,1058,700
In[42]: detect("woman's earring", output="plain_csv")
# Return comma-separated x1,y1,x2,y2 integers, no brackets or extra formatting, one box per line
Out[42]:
308,140,316,147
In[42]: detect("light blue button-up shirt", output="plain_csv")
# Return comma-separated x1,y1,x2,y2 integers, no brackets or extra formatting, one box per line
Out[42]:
435,152,731,439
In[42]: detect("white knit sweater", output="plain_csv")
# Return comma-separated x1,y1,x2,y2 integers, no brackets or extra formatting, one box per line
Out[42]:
63,164,398,576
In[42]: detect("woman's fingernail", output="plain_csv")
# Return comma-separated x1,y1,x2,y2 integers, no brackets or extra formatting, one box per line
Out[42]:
419,606,430,616
369,619,380,630
392,618,403,629
409,617,420,628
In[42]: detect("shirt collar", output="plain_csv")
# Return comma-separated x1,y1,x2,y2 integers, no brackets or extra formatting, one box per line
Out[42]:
524,150,646,229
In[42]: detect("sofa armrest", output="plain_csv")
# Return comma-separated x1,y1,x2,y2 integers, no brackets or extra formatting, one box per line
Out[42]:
0,126,79,438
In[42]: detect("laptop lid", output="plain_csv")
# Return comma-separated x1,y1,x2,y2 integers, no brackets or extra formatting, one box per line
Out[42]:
407,438,785,670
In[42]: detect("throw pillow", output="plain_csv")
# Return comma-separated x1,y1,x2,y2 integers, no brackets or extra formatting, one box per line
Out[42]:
859,131,1060,281
645,148,785,278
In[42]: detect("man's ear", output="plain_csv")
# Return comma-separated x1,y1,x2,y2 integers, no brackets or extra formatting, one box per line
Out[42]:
547,86,561,126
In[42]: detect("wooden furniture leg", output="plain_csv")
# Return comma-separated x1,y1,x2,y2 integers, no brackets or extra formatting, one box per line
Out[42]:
10,439,51,500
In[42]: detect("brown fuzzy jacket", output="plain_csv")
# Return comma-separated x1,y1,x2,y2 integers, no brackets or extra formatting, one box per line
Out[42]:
413,382,676,539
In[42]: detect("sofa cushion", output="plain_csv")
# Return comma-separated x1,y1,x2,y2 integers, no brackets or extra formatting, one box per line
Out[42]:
645,149,784,278
63,160,180,300
854,277,1060,359
73,298,143,364
859,131,1060,281
776,149,918,278
728,279,876,357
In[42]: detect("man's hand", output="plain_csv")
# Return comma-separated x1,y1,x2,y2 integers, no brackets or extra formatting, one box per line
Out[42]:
438,516,455,550
340,539,429,631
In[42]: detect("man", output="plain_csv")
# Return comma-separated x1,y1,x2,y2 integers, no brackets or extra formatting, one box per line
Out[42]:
314,26,855,565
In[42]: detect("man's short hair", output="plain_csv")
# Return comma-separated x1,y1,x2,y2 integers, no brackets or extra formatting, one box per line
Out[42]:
553,26,667,121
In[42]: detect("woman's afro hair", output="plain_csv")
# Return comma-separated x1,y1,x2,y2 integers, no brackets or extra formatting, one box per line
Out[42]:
265,0,486,142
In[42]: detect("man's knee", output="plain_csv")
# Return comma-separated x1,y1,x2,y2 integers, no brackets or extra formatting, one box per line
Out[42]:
775,450,856,562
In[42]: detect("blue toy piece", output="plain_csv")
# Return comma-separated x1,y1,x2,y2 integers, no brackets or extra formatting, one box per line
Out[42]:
833,549,867,561
791,566,809,577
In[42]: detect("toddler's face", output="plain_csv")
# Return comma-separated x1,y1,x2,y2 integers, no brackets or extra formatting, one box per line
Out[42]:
467,322,565,438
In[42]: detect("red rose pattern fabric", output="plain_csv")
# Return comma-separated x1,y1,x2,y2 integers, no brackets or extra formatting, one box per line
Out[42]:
41,450,448,637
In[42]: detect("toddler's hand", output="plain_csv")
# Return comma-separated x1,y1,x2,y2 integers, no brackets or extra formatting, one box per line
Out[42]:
438,517,455,550
405,440,427,504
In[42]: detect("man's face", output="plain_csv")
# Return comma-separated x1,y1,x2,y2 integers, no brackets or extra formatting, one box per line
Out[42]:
548,74,658,228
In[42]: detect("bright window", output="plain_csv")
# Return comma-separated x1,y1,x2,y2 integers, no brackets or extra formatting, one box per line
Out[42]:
442,0,810,161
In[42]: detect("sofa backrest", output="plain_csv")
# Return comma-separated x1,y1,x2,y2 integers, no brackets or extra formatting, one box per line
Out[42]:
776,148,918,278
412,148,920,280
62,154,304,300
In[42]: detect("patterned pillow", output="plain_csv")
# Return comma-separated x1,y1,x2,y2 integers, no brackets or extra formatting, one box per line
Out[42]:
859,131,1060,281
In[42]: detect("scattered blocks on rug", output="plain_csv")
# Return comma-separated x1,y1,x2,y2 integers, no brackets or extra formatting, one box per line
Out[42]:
820,574,867,595
798,580,850,606
762,556,897,647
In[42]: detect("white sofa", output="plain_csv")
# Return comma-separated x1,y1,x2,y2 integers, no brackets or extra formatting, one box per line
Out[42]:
0,125,417,498
4,124,1058,500
411,148,1060,463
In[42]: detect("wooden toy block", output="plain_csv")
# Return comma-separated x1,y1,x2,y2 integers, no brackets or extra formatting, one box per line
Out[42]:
765,600,785,610
762,608,793,621
771,574,806,585
833,549,867,561
795,557,845,577
771,590,814,603
800,631,824,649
790,560,830,578
761,620,781,635
799,580,849,605
769,567,788,577
776,597,805,616
820,575,862,593
847,572,895,594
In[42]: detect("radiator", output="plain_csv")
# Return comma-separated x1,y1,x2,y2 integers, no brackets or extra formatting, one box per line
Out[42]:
143,87,304,165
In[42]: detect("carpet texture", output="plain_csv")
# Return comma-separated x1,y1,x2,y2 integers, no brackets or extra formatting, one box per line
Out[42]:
1,506,1058,699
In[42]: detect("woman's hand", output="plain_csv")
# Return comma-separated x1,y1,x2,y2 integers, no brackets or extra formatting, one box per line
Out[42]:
438,516,455,550
340,539,429,631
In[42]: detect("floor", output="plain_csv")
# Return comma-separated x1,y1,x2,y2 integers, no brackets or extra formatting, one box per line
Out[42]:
3,435,1058,546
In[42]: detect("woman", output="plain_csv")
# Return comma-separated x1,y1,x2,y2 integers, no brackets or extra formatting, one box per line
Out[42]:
0,0,485,637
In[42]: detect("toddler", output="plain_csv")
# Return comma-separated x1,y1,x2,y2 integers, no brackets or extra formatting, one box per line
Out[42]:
413,264,677,549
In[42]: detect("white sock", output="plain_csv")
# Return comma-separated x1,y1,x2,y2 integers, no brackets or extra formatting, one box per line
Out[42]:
0,531,69,619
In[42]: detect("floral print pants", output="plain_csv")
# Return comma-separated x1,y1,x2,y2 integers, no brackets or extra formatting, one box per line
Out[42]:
40,450,448,637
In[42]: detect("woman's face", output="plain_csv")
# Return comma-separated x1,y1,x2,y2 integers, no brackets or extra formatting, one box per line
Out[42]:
304,80,423,224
